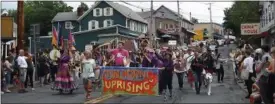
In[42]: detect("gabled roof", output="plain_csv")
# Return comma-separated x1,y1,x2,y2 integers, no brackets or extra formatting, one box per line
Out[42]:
137,11,154,19
77,1,147,24
52,12,78,22
152,5,193,25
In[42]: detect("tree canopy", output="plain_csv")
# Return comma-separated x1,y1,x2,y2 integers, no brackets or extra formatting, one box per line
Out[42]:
23,1,73,36
223,1,260,38
80,2,89,11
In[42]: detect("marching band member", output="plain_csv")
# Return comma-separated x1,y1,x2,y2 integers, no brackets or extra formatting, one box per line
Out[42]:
49,45,61,82
70,47,81,87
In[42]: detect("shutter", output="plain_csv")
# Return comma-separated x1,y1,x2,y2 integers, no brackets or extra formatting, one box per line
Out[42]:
100,8,103,16
111,20,114,26
95,21,99,29
93,9,97,17
103,8,107,16
110,8,113,16
88,21,92,30
103,20,107,27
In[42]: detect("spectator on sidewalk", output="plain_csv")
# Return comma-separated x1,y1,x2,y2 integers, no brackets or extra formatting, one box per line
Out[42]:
242,51,255,99
1,59,11,94
24,50,35,91
4,57,13,87
17,49,28,93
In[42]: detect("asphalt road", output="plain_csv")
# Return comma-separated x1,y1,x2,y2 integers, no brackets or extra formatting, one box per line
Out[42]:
1,80,102,103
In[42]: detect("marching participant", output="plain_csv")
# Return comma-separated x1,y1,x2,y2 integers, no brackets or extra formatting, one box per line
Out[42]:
70,47,81,87
51,47,77,94
49,45,61,82
111,41,129,67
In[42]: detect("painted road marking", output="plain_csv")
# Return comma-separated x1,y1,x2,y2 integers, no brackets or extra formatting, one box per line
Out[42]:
84,94,114,104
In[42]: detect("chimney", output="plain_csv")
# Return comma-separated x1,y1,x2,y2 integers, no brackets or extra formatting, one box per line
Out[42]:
77,6,84,17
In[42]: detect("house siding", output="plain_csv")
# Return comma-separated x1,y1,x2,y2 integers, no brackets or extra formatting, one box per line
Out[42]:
79,1,126,31
53,20,78,39
74,27,117,51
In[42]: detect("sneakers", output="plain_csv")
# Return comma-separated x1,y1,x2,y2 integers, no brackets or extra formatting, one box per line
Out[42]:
1,91,4,94
5,90,11,93
31,88,35,91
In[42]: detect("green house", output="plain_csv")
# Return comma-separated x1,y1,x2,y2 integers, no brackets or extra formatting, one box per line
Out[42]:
51,1,148,51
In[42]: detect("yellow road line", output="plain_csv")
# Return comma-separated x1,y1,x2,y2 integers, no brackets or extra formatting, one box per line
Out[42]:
84,94,114,104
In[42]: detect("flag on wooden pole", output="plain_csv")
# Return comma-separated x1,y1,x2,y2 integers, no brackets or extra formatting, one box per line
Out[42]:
51,26,58,46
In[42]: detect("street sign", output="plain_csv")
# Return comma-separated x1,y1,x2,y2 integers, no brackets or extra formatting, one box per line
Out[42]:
168,40,177,45
241,23,260,35
85,44,93,51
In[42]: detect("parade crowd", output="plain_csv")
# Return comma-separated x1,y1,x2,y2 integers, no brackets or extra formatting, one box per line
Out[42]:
1,39,274,104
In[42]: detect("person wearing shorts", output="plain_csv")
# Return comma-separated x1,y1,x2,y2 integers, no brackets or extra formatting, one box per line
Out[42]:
17,49,28,93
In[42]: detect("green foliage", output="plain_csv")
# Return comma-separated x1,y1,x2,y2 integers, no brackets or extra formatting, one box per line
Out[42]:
223,1,260,38
23,1,73,36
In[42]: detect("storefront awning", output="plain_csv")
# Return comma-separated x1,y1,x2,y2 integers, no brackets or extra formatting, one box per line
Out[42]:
186,30,196,35
1,37,16,43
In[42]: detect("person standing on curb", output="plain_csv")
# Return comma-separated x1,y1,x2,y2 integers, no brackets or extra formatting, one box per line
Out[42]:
17,49,28,93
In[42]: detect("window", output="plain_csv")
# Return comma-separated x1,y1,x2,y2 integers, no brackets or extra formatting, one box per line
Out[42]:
169,24,173,29
137,23,141,32
165,24,168,29
159,22,163,28
93,8,102,17
104,7,113,16
65,21,72,29
88,20,99,30
103,19,113,27
130,21,135,31
141,25,145,33
134,22,138,31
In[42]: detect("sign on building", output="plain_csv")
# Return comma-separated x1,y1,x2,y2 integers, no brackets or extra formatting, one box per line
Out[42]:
241,23,260,35
85,44,93,51
168,40,177,45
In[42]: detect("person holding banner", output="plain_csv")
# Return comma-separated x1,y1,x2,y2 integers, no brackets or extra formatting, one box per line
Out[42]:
111,41,129,66
51,48,77,94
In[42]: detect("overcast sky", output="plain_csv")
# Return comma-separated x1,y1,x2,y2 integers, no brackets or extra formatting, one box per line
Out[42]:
1,1,233,24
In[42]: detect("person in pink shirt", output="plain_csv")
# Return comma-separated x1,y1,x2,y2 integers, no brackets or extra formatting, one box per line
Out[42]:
111,41,129,66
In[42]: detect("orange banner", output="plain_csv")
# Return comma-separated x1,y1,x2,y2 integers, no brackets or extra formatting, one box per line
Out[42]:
101,67,159,96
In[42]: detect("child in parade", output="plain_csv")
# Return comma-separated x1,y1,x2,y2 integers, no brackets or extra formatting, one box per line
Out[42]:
81,51,98,100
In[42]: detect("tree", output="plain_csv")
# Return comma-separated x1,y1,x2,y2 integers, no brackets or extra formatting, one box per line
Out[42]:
80,2,89,11
23,1,73,37
223,1,260,38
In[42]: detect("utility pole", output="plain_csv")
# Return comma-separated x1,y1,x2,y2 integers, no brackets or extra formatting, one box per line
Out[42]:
208,3,214,40
189,12,192,22
177,0,183,46
150,0,154,47
17,1,24,51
